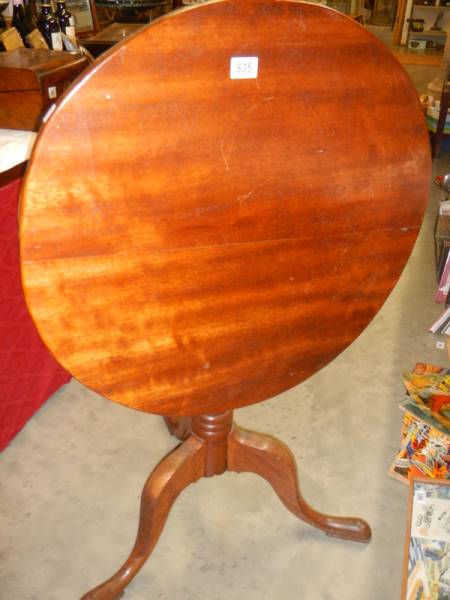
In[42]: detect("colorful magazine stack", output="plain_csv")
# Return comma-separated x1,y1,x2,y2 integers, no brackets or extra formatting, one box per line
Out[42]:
402,478,450,600
390,363,450,484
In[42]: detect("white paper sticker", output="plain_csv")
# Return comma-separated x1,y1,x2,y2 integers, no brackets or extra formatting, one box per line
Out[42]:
415,490,427,503
47,86,57,99
230,56,258,79
51,32,63,51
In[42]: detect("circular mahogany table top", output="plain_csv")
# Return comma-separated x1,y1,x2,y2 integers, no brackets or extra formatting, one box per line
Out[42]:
20,0,430,417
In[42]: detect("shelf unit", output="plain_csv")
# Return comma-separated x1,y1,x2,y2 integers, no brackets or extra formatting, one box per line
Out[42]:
406,3,449,49
414,1,450,6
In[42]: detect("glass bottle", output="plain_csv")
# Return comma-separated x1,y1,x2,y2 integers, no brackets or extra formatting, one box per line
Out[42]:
23,0,38,31
12,0,30,44
55,0,75,38
38,3,63,50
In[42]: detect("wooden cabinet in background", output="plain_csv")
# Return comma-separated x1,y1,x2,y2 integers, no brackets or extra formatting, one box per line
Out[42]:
81,23,145,58
0,48,88,131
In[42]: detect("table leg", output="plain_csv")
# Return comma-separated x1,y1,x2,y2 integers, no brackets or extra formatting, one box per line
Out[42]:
227,424,371,543
81,413,370,599
81,436,205,600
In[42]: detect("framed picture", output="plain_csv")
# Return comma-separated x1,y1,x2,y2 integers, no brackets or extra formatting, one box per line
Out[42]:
402,476,450,600
64,0,98,36
371,0,397,26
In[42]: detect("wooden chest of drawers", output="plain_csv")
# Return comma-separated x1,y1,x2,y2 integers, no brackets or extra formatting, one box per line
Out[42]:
0,48,88,131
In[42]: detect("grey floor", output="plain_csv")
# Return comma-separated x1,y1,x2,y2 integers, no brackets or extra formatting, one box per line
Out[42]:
2,40,450,600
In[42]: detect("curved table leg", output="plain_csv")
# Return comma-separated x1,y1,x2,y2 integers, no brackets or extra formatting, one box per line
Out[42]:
227,424,371,543
81,436,205,600
163,416,192,441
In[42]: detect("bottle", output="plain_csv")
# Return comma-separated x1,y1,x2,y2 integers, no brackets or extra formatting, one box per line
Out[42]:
12,0,31,44
38,3,63,50
23,0,38,32
55,0,75,38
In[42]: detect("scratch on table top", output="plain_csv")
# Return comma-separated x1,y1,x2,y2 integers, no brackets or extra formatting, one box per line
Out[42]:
220,137,230,172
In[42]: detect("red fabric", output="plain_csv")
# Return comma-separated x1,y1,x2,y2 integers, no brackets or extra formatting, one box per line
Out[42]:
0,178,70,451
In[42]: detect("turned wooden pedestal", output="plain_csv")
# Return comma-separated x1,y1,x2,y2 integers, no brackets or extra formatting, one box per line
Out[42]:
82,413,370,600
20,0,430,597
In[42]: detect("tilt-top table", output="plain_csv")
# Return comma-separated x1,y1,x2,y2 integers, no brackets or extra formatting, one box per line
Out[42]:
19,0,430,597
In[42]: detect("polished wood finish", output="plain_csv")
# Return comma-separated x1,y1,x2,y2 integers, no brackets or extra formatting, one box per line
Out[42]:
82,415,370,599
81,435,206,600
392,0,407,46
163,415,191,441
81,23,145,57
192,411,232,476
20,0,430,418
228,425,370,542
0,49,88,130
20,1,428,596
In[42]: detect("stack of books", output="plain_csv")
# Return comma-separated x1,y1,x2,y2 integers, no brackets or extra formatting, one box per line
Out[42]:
429,306,450,336
430,240,450,334
389,363,450,483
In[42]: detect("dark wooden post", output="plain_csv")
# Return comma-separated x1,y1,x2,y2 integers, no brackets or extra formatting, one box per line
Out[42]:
191,411,233,477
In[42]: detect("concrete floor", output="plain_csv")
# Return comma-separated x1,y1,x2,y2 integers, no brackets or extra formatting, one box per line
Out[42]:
2,42,450,600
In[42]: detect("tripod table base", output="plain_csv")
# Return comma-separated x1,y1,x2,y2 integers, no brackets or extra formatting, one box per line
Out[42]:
82,412,370,599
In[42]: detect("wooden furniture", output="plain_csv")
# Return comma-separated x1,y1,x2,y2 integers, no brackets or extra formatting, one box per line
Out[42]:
393,0,408,45
406,2,450,51
393,0,449,52
66,0,99,37
0,49,88,131
81,23,145,57
20,0,431,597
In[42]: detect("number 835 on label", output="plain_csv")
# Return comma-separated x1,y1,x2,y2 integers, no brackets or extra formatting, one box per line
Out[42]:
230,57,259,79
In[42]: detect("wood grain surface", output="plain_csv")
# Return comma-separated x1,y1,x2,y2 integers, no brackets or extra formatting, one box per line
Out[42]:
0,49,88,130
20,0,430,416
